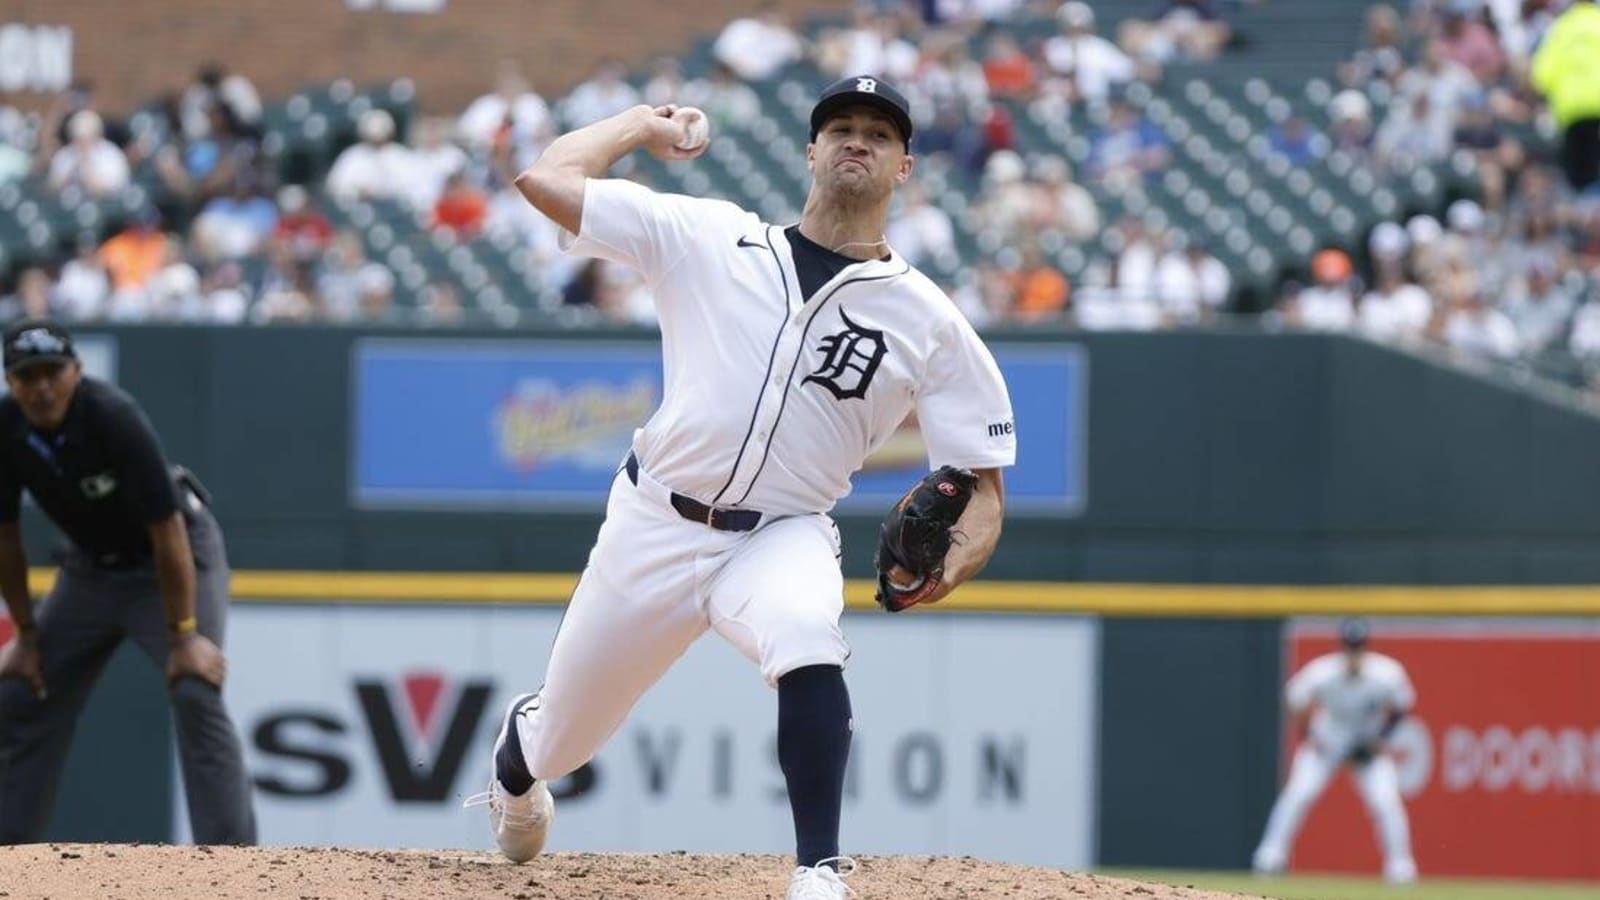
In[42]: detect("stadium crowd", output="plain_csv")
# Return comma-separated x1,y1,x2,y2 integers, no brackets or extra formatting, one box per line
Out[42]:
1,0,1598,383
0,0,1243,327
1272,0,1600,378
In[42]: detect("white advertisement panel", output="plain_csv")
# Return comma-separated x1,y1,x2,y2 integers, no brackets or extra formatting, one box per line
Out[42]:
218,604,1097,868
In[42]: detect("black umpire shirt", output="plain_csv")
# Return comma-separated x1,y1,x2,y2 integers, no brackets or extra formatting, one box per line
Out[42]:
0,377,179,565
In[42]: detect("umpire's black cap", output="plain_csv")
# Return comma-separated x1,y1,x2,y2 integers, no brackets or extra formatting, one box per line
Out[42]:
1339,618,1371,650
810,75,913,149
3,319,76,373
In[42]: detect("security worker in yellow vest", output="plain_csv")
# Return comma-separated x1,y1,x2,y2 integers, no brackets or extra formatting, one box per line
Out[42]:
1532,0,1600,191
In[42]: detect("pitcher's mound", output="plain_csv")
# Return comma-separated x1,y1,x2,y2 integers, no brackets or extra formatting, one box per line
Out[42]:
0,844,1255,899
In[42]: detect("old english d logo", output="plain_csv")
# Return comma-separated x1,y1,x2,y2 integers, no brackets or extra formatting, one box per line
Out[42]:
356,673,491,802
803,309,886,401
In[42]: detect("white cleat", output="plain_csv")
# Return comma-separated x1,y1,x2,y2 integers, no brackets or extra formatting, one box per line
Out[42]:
1251,848,1285,877
463,693,554,863
464,777,553,863
786,856,858,899
1385,859,1418,885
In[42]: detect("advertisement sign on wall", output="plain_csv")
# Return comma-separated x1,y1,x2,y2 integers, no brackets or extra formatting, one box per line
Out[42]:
352,340,1086,512
353,341,661,507
1284,621,1600,880
847,345,1085,513
216,603,1097,867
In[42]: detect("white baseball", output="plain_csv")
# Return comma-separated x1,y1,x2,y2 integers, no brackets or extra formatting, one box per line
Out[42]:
672,106,710,152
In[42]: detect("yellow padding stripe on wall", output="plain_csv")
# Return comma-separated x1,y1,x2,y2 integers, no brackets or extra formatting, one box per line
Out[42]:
28,569,1600,616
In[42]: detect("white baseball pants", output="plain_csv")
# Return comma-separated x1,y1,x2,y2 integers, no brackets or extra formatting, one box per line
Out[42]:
1253,743,1417,882
509,465,849,781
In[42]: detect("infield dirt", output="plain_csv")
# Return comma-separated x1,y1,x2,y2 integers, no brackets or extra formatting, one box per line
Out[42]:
0,844,1262,899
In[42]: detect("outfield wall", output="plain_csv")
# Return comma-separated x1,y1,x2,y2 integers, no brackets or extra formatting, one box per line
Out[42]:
10,585,1599,878
6,325,1599,872
1285,620,1600,881
203,603,1098,868
19,325,1600,583
1096,617,1283,870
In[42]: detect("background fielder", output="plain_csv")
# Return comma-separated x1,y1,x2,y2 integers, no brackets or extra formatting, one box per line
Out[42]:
467,76,1015,900
1253,618,1417,884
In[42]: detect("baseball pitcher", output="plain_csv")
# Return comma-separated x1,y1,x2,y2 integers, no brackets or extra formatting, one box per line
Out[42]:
462,76,1015,900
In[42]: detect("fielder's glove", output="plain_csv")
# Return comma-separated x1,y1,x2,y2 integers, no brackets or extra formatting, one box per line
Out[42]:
874,466,978,612
1347,741,1381,766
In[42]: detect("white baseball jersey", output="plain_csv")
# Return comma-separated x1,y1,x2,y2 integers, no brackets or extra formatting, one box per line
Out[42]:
501,179,1017,782
1286,651,1415,756
561,178,1016,514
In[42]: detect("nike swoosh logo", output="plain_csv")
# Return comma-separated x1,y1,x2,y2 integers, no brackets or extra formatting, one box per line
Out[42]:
737,236,764,249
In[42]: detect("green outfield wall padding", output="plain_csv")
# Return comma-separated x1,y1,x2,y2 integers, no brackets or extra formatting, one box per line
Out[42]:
1095,618,1283,868
21,326,1600,586
45,644,174,842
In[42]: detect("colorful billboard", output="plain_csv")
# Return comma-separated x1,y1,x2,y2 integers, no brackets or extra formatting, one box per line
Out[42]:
848,344,1084,513
351,339,1085,513
352,340,660,507
201,602,1098,867
1284,620,1600,880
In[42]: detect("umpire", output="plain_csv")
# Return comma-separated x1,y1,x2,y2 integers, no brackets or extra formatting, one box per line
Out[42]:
0,319,255,844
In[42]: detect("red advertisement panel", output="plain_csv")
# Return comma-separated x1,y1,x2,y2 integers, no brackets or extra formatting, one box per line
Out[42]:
1286,623,1600,879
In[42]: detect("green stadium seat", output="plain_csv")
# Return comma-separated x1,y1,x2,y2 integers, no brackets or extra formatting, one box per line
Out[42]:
0,2,1509,319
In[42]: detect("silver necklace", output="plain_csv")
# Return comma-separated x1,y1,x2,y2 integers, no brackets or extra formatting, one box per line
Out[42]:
831,236,888,256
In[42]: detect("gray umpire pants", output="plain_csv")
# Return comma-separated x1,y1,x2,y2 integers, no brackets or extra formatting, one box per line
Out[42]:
0,506,257,845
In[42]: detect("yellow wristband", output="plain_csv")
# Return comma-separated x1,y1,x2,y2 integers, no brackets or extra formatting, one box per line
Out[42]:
169,616,198,637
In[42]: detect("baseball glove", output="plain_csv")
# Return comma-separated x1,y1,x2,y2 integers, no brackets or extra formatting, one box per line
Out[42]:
874,466,979,612
1347,741,1380,766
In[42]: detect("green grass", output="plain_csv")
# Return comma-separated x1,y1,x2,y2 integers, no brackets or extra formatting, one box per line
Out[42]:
1105,869,1600,900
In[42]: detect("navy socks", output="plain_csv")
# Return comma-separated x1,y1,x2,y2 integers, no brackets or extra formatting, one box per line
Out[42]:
777,664,853,869
495,694,537,796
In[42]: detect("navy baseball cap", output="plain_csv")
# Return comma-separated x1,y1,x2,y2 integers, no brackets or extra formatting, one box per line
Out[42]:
810,75,913,148
1339,618,1371,650
3,319,76,373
